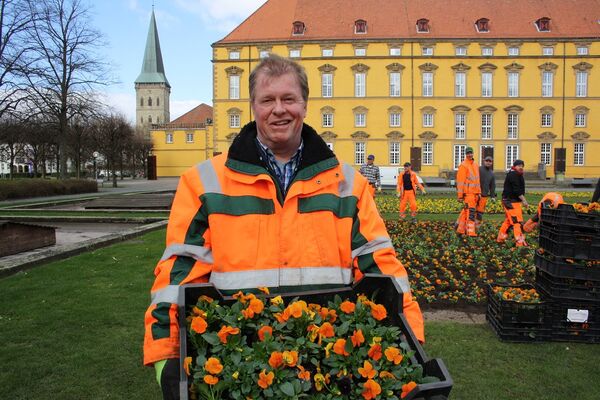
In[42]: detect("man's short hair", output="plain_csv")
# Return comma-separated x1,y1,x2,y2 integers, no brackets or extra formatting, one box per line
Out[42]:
367,154,375,160
403,162,411,167
249,54,309,102
513,159,525,167
484,156,493,161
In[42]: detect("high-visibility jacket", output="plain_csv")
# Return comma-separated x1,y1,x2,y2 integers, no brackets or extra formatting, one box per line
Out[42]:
397,170,424,193
456,158,481,198
143,122,424,365
532,192,564,222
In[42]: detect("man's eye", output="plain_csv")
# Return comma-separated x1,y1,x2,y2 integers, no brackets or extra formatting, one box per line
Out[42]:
283,98,297,104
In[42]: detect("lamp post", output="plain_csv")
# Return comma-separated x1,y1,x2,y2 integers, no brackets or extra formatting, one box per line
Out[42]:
93,151,99,180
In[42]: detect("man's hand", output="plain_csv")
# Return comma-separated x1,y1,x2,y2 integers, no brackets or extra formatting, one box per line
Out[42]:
522,200,529,208
397,193,401,198
457,198,464,203
377,187,382,193
421,189,427,195
156,358,180,400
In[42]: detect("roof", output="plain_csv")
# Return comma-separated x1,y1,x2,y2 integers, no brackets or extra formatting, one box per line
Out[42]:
158,103,213,128
135,10,171,87
215,0,600,44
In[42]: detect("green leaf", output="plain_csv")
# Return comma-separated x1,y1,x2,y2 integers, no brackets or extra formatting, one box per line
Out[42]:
201,332,221,345
337,321,350,336
231,351,242,365
279,382,295,396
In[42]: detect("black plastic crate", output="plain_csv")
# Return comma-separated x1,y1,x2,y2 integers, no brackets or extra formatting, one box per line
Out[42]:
548,300,600,343
486,312,554,342
535,267,600,303
177,275,453,400
535,252,600,281
541,203,600,232
539,222,600,260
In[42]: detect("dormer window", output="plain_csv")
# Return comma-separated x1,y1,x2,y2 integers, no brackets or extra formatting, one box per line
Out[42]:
292,21,305,35
536,17,551,32
417,18,429,33
476,18,489,32
354,19,367,34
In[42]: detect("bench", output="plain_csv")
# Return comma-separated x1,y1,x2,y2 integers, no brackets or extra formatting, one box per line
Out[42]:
571,178,594,187
423,177,449,187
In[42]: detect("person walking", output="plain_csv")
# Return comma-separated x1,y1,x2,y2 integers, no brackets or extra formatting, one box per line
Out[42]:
397,162,426,221
143,54,424,400
497,159,529,246
359,154,381,197
475,156,496,228
455,147,481,236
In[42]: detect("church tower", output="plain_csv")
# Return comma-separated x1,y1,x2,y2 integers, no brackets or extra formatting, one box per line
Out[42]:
135,10,170,127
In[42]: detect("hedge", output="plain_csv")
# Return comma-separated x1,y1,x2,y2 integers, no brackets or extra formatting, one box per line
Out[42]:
0,179,98,201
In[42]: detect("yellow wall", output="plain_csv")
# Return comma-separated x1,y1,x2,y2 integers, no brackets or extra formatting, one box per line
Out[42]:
211,39,599,179
150,125,213,176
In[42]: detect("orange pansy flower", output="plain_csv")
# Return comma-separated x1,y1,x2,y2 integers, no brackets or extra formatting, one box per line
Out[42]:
282,350,298,367
333,338,350,356
370,303,387,321
249,298,264,314
191,316,207,334
286,301,307,318
340,300,356,314
258,369,274,389
384,347,403,365
401,381,418,398
358,360,377,379
297,365,311,381
351,329,365,347
362,378,382,400
258,286,270,294
258,325,273,341
367,344,382,361
379,371,396,380
203,375,219,385
318,322,335,338
199,295,213,303
204,357,223,375
183,356,192,376
268,351,284,369
217,325,240,344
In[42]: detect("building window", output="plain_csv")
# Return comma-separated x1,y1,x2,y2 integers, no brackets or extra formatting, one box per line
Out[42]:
292,21,305,35
481,47,493,56
186,133,194,143
148,97,152,107
422,142,433,165
156,116,160,123
166,132,173,144
574,143,585,166
536,17,551,32
508,72,519,97
355,113,366,127
416,18,429,33
389,112,401,127
289,49,301,58
389,47,401,56
506,145,519,169
455,113,466,139
423,112,434,127
575,113,586,127
542,46,554,56
421,46,433,56
422,72,433,97
229,114,240,128
541,143,552,165
481,72,493,97
355,19,367,34
229,75,240,99
322,73,333,98
453,145,466,170
508,113,519,139
389,142,400,165
508,46,520,56
259,50,270,58
322,48,333,57
322,113,333,128
355,47,366,56
577,46,589,56
455,72,466,97
542,71,553,97
229,50,240,59
355,142,366,164
389,72,401,97
481,113,493,139
140,98,144,106
476,18,489,32
576,71,588,97
148,115,152,123
355,73,366,97
455,46,467,56
156,97,160,106
541,113,552,127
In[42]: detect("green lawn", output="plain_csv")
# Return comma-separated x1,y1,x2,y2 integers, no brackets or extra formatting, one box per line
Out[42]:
2,227,600,399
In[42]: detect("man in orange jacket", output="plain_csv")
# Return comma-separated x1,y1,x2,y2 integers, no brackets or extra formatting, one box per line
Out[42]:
397,162,426,221
523,192,564,232
455,147,481,236
144,54,424,399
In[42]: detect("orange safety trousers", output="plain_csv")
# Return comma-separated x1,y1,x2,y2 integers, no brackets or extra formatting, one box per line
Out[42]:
499,202,526,246
400,190,417,218
367,184,376,198
456,194,478,236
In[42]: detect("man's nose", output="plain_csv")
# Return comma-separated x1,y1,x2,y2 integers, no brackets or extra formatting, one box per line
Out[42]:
272,99,285,114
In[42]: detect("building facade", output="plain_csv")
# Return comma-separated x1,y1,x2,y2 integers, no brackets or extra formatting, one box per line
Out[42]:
210,0,599,179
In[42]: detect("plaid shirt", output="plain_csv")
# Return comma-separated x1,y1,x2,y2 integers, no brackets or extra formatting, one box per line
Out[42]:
256,138,304,196
359,163,381,188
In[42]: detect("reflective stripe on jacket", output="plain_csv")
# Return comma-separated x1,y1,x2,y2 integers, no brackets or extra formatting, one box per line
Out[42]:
143,122,424,365
456,159,481,198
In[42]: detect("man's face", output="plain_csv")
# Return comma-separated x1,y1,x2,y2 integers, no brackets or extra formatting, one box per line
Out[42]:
466,152,474,160
514,164,524,173
367,158,374,165
251,72,306,153
404,166,410,172
484,159,493,168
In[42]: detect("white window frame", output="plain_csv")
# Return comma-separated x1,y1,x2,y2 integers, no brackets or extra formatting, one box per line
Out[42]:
321,73,333,98
186,133,194,143
389,142,400,165
455,72,466,97
541,113,552,127
508,113,519,139
481,72,493,97
355,113,366,127
422,72,433,97
389,72,401,97
506,144,519,170
576,71,588,97
259,50,270,58
508,72,519,97
229,50,240,60
455,113,466,139
422,142,433,165
289,49,301,58
481,113,493,139
574,143,585,166
389,112,401,127
455,46,467,56
542,71,553,97
229,114,240,128
508,46,520,56
541,143,552,165
577,46,589,56
322,113,333,128
422,47,433,56
355,142,366,165
482,47,493,56
166,132,173,144
322,48,333,57
575,113,586,128
389,47,401,56
229,75,240,99
542,46,554,56
355,47,366,57
453,145,466,170
423,112,434,127
355,73,366,97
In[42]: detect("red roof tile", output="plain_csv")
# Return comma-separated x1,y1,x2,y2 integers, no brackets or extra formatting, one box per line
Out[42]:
170,103,213,126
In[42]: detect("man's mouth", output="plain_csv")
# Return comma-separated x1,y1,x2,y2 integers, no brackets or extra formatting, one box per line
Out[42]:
271,120,291,126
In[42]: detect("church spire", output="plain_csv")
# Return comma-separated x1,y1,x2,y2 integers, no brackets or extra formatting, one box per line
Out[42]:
135,10,170,87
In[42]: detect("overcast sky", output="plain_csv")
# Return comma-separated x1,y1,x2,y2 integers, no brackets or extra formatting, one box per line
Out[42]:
95,0,267,122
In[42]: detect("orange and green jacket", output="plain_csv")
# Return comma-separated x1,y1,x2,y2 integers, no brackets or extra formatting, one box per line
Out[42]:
143,122,424,366
396,170,425,194
456,158,481,198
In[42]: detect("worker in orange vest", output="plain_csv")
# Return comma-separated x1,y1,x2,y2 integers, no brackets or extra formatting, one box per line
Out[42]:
455,147,481,236
497,159,529,246
523,192,564,232
397,162,426,221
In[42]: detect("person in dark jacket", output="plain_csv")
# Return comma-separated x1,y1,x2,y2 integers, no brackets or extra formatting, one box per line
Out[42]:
592,178,600,203
475,156,496,228
497,159,529,246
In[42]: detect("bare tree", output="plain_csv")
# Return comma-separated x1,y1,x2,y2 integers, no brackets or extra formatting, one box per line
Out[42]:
24,0,110,179
23,117,57,177
0,115,25,179
91,113,133,188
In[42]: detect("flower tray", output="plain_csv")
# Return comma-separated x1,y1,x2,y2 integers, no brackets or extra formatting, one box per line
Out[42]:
535,267,600,303
541,203,600,232
535,252,600,282
177,274,453,400
538,222,600,261
548,300,600,343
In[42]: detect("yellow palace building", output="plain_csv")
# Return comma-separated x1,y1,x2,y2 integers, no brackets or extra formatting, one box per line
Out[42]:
208,0,599,181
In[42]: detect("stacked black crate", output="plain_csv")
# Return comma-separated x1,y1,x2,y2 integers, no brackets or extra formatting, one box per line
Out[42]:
536,204,600,342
